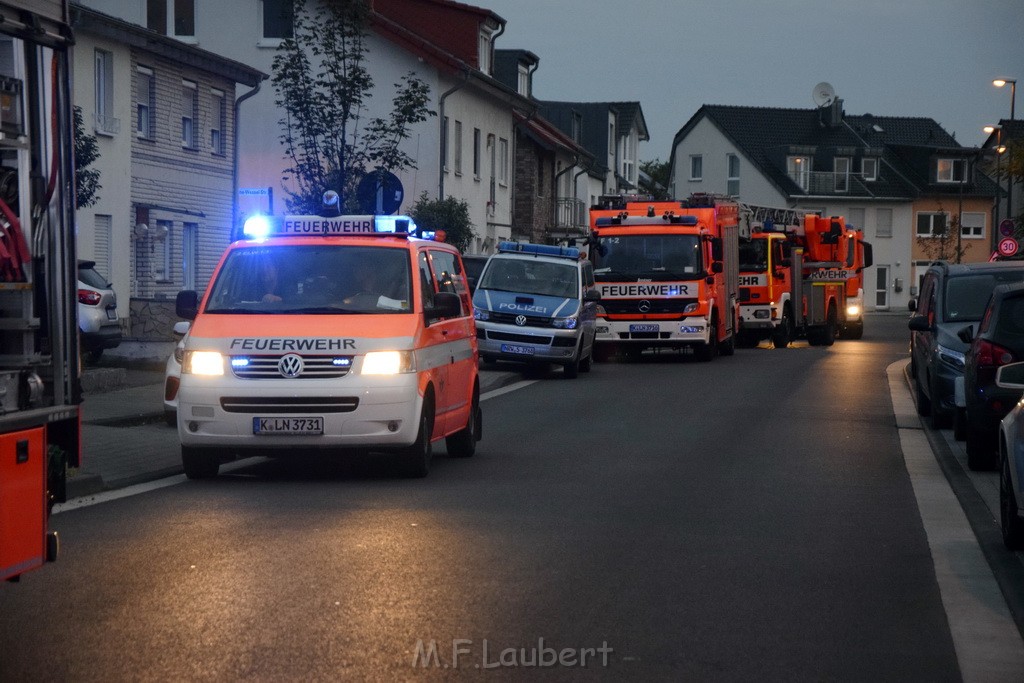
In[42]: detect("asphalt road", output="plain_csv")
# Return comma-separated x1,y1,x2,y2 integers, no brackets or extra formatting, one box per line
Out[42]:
0,315,1003,680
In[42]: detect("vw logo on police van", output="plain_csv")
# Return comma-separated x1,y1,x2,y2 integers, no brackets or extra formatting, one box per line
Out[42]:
278,353,304,378
638,300,652,313
515,315,527,326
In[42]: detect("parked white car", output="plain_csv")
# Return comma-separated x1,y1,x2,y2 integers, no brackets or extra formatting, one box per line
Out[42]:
163,321,189,427
995,361,1024,550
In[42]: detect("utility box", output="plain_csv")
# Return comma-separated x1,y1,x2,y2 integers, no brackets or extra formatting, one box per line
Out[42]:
0,427,47,581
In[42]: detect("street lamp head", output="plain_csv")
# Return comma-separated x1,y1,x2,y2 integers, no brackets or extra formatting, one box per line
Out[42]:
994,79,1017,88
984,125,999,133
997,145,1007,154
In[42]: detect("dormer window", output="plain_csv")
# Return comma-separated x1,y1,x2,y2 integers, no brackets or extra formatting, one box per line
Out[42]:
478,28,493,74
787,155,810,191
862,157,878,181
937,158,966,183
517,64,530,97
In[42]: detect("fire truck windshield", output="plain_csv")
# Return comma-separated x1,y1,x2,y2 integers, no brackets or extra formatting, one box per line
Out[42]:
594,234,701,281
738,238,769,272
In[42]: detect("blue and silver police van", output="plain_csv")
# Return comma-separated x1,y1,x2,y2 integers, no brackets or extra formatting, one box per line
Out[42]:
472,242,600,378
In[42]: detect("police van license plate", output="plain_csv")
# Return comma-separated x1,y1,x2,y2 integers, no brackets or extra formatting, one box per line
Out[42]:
501,343,535,356
629,324,659,333
253,417,324,435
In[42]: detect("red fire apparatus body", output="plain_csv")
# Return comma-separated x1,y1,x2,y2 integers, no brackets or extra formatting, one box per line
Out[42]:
588,194,742,361
0,0,80,582
737,209,873,348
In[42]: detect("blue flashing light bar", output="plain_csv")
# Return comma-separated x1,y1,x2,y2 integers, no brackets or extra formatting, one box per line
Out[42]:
241,214,422,239
497,241,580,260
671,215,699,225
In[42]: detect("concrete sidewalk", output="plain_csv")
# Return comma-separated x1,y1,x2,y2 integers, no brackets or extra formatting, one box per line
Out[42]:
68,367,522,499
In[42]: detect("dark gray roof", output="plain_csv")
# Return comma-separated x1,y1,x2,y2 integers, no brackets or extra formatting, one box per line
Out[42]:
538,101,648,174
673,103,996,200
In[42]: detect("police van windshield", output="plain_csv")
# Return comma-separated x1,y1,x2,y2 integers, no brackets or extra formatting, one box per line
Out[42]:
477,258,578,298
594,234,701,281
204,245,412,314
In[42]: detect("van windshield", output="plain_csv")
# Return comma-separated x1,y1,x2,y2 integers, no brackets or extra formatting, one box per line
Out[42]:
594,234,701,281
944,271,1024,322
477,259,578,298
204,245,412,314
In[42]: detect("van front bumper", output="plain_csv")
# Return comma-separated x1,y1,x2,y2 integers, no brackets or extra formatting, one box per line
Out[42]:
476,322,580,363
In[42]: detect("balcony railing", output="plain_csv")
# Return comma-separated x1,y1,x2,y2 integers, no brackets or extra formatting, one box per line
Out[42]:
556,198,587,232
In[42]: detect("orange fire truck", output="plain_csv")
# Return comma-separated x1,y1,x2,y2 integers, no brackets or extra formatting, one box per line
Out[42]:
588,193,743,361
736,208,873,348
0,0,80,582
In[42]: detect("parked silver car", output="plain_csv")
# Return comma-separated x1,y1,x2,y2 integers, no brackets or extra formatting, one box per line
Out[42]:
77,260,121,363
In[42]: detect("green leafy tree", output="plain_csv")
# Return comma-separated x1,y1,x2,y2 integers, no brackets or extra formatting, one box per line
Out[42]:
272,0,434,214
639,158,670,200
917,208,970,263
73,105,101,209
409,192,474,253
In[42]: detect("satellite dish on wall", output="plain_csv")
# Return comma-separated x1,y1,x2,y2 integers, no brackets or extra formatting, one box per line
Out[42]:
812,82,836,107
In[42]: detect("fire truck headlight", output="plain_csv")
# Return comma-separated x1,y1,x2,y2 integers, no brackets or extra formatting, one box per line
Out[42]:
753,309,770,319
683,303,699,314
362,350,416,375
474,309,490,321
846,304,861,318
552,316,578,329
186,351,225,376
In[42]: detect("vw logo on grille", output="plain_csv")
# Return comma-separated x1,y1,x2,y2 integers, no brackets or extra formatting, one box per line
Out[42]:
278,353,304,378
515,314,527,326
638,300,652,313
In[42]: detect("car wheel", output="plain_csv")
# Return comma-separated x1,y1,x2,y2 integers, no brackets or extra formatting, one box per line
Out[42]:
446,387,480,458
579,336,593,373
695,317,718,362
399,402,433,478
563,342,582,379
772,306,793,348
1001,450,1024,550
181,446,220,479
953,408,967,441
927,373,950,430
914,374,932,417
966,422,995,471
718,328,736,357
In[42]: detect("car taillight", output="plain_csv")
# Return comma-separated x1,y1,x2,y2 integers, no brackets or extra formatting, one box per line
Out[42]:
975,338,1015,368
78,288,101,305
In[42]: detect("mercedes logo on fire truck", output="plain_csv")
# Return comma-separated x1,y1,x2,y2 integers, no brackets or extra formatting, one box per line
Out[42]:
278,353,304,378
515,315,527,326
638,300,652,313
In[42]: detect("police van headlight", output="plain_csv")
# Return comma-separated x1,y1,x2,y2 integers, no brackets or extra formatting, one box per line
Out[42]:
552,316,578,329
185,351,225,376
362,350,416,375
474,309,490,321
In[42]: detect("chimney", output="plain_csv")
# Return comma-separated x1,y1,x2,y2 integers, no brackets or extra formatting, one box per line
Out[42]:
828,98,844,128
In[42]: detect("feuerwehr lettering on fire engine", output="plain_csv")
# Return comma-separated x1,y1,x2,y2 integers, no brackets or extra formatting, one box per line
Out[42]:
280,216,374,235
598,282,692,299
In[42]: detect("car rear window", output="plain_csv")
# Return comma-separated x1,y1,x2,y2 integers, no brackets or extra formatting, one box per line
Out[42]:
78,265,110,289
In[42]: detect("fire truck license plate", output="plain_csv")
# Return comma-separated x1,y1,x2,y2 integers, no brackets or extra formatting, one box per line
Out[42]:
253,417,324,435
501,343,535,355
629,324,659,333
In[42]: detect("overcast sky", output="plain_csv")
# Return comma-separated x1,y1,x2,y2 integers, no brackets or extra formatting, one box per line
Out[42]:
483,0,1023,161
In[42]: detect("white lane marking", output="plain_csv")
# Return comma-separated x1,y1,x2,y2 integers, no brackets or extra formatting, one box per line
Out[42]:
888,359,1024,680
56,381,536,511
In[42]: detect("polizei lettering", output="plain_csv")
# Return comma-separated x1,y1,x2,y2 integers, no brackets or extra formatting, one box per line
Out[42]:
599,283,692,298
229,338,356,351
497,302,548,313
281,218,374,235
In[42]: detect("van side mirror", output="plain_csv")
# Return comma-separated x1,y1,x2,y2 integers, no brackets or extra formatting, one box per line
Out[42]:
426,291,461,322
176,290,199,320
907,314,931,332
956,324,975,345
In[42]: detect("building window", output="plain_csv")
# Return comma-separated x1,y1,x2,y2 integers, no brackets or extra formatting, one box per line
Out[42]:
209,88,225,154
787,156,810,191
453,120,463,175
689,155,702,181
182,222,198,289
622,134,635,183
847,207,865,230
937,158,966,183
94,49,117,134
517,64,529,97
135,66,154,139
834,157,851,192
727,153,740,196
876,208,893,238
147,0,195,38
442,116,449,171
916,211,948,238
262,0,294,40
473,128,481,178
155,220,173,282
478,30,492,73
181,80,197,148
862,157,878,181
498,137,508,186
960,212,985,239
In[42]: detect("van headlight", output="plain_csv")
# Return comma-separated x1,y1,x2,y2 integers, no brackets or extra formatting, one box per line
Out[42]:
474,309,490,321
552,315,578,329
185,351,225,376
362,350,416,375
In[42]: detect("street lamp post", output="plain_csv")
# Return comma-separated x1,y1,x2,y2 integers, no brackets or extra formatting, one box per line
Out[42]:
994,78,1017,229
985,125,1004,245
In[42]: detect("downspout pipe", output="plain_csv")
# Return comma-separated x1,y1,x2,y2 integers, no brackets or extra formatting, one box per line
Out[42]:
233,81,263,236
438,70,470,199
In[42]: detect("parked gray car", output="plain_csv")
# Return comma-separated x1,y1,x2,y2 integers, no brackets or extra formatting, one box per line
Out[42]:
77,259,121,363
